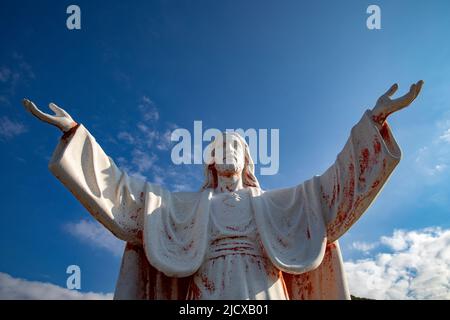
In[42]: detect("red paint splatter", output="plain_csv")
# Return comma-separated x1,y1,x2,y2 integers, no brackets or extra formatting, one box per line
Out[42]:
201,275,215,292
183,240,194,251
372,113,386,126
359,148,370,183
373,137,382,155
380,123,391,145
327,242,337,250
371,179,380,189
321,182,338,209
136,230,143,243
291,273,313,299
326,161,355,240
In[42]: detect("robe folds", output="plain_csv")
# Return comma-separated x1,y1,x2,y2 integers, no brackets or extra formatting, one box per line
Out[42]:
49,110,401,300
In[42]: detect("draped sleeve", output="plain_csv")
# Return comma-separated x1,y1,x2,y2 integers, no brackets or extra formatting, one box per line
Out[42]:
143,190,212,277
49,124,149,243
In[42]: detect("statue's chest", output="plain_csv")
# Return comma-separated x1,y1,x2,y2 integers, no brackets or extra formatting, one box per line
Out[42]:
209,191,255,236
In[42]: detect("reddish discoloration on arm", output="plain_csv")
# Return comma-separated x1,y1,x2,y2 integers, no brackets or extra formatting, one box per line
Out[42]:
61,123,80,142
321,117,398,242
358,148,370,184
373,137,382,155
380,123,394,150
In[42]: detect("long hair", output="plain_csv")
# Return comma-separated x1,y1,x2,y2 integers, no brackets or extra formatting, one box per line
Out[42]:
201,132,260,190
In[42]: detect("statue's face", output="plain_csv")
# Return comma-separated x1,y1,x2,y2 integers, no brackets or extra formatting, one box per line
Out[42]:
214,134,245,176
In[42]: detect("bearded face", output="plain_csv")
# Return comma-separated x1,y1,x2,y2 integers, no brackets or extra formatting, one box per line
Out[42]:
213,134,246,177
202,132,260,190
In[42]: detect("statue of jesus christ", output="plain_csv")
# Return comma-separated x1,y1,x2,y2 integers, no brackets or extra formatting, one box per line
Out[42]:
22,81,423,299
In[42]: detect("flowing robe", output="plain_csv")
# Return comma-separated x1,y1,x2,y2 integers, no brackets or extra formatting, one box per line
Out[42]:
49,110,401,299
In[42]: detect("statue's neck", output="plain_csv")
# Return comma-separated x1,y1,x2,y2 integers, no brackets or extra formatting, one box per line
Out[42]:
216,173,244,193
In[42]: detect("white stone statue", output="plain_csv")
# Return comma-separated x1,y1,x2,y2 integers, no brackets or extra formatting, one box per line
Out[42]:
22,81,423,300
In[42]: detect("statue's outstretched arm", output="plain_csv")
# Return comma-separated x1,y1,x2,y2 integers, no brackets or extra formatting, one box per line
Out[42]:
22,99,146,243
312,81,423,242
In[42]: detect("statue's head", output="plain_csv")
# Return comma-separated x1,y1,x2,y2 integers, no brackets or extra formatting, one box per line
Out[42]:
201,132,260,190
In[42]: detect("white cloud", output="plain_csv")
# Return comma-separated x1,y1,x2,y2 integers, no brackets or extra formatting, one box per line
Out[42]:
112,96,201,190
116,149,159,181
350,241,378,253
414,120,450,177
64,220,124,257
133,97,174,151
0,272,112,300
379,230,410,251
131,149,158,173
345,227,450,299
12,52,35,79
172,183,194,192
153,175,165,185
0,54,35,96
137,122,159,147
117,131,135,144
138,96,159,121
439,128,450,143
127,170,147,181
0,116,27,139
156,129,173,151
433,164,447,173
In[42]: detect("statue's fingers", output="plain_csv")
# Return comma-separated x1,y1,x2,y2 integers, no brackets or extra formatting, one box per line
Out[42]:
22,99,37,113
49,103,63,116
22,99,46,118
49,103,73,120
391,84,416,109
22,99,57,124
383,83,398,97
414,80,424,99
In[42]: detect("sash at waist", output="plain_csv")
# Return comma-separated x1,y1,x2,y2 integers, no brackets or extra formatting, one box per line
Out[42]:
207,236,263,260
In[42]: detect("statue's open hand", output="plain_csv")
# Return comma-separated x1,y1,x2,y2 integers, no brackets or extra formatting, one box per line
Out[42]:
22,99,78,132
371,80,424,125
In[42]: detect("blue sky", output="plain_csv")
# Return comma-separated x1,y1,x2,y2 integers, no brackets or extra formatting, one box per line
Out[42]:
1,0,450,299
